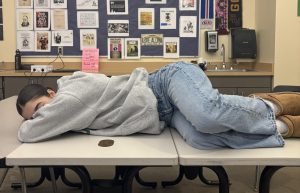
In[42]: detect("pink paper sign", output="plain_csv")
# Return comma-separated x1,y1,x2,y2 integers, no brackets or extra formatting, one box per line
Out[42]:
82,48,99,72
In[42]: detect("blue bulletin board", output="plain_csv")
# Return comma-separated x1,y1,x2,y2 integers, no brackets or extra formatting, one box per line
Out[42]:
16,0,199,57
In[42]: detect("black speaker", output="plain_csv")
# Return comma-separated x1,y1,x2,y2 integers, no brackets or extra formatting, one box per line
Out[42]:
229,28,257,59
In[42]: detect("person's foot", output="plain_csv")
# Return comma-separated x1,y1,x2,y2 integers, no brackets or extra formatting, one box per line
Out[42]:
249,92,300,116
278,115,300,138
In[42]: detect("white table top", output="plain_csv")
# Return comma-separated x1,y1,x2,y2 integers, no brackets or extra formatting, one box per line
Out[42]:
171,129,300,166
6,129,178,166
0,96,23,159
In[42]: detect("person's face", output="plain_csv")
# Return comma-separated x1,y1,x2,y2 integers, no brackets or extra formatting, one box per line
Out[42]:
21,90,56,120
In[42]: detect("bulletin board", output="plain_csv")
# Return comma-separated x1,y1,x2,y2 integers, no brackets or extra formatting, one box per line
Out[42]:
16,0,200,57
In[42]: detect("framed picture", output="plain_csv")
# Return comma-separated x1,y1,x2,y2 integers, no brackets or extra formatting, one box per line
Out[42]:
77,11,99,28
34,9,50,30
80,29,97,50
35,31,51,52
17,30,35,51
52,30,73,46
179,0,197,11
124,38,140,59
76,0,98,10
107,0,128,15
51,9,68,30
160,8,176,29
34,0,50,8
141,34,163,46
107,20,129,36
107,38,124,59
16,0,33,8
179,16,197,37
145,0,166,4
51,0,67,9
163,37,179,58
16,9,33,30
138,8,155,29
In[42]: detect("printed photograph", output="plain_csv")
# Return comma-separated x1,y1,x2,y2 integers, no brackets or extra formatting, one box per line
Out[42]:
138,8,155,29
34,9,50,30
107,0,128,15
108,20,129,36
17,31,34,51
76,0,98,10
52,30,73,46
163,37,179,58
17,9,33,30
160,8,176,29
141,34,163,46
51,0,67,8
35,31,51,52
125,38,140,59
179,0,197,11
17,0,33,8
51,9,68,30
145,0,166,4
77,11,99,28
107,38,124,59
80,29,97,50
34,0,50,8
179,16,197,37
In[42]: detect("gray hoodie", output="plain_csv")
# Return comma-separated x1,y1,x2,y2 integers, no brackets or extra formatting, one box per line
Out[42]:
18,68,165,142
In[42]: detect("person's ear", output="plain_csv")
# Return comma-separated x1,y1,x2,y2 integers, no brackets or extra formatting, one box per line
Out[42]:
47,89,56,98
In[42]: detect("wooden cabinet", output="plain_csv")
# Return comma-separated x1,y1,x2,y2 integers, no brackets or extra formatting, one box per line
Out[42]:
208,76,272,96
4,77,59,98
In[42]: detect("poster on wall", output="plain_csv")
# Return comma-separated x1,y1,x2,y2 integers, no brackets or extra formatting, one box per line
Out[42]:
138,8,155,29
107,38,124,59
163,37,179,58
77,11,99,28
228,0,242,29
179,0,197,11
34,0,50,8
107,20,129,36
35,31,51,52
77,0,98,10
107,0,128,15
17,31,35,51
179,16,197,37
16,9,34,30
200,0,214,29
52,30,73,46
51,0,67,9
160,8,176,29
51,9,68,30
80,29,97,50
124,38,140,59
145,0,166,4
34,9,50,30
16,0,33,8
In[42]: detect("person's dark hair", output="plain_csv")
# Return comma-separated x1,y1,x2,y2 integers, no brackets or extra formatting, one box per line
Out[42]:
16,84,51,116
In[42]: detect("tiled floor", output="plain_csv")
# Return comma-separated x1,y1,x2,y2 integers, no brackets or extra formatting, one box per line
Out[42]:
0,165,300,193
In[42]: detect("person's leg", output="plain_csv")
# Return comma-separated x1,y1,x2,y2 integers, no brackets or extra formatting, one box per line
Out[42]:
277,115,300,138
166,62,277,135
171,109,284,149
249,92,300,116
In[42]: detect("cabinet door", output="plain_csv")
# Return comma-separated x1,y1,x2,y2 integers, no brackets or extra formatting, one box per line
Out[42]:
4,77,59,98
237,87,271,96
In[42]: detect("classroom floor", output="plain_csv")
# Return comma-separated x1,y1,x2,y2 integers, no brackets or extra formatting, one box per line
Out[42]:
0,165,299,193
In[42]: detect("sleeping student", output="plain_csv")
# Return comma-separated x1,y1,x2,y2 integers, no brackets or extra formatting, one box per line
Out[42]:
16,62,300,149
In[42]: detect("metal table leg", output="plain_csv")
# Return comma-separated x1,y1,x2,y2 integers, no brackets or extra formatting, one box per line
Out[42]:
19,167,27,193
0,168,9,189
49,167,58,193
259,166,284,193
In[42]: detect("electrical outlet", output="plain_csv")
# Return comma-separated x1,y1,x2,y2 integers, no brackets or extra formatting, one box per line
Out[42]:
58,47,63,55
31,65,53,73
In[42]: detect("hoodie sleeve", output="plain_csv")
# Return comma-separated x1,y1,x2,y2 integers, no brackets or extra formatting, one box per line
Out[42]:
18,94,98,143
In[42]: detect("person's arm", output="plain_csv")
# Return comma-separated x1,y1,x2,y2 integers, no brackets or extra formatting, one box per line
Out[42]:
18,94,97,143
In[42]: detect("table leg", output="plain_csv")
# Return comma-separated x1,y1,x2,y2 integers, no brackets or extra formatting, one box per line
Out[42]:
205,166,229,193
259,166,284,193
49,167,58,193
0,168,9,188
122,166,145,193
19,167,27,193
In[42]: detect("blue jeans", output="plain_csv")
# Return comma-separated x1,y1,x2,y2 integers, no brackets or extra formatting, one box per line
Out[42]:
148,62,284,149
